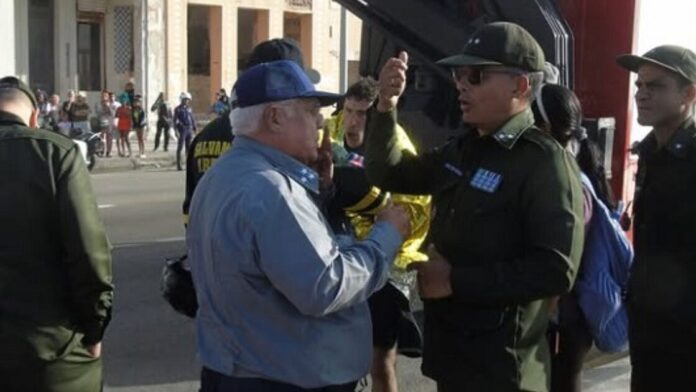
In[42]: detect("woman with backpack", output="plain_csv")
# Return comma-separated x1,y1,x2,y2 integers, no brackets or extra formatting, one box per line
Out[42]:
532,83,632,392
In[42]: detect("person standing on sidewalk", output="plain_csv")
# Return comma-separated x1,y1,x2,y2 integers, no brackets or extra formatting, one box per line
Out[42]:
151,92,172,152
0,76,113,391
174,92,196,171
96,90,115,157
61,89,76,127
115,97,133,157
131,95,147,158
616,45,696,392
107,91,122,157
71,92,92,135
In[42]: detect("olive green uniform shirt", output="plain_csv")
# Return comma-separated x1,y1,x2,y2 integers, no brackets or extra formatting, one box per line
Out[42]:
365,108,584,392
0,111,113,375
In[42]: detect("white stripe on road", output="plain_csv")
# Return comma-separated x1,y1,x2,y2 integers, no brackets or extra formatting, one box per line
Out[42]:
113,236,186,249
99,204,116,209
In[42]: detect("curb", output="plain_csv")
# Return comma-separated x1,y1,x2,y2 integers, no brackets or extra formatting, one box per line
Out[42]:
91,155,179,174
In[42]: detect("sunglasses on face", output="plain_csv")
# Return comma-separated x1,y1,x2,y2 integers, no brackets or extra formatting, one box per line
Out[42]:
451,66,525,86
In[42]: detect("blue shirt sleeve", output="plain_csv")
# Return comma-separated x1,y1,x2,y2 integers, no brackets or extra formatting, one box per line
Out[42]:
247,173,403,317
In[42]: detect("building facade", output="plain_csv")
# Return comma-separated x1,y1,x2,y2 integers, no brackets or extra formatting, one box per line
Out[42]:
5,0,362,116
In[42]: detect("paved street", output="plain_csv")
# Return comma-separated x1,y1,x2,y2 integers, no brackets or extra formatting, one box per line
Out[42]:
93,168,630,392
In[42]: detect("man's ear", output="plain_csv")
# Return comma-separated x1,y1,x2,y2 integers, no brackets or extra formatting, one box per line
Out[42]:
681,83,696,107
28,108,39,128
263,104,284,134
513,74,532,99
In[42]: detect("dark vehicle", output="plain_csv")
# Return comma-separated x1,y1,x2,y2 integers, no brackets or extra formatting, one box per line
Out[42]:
334,0,633,197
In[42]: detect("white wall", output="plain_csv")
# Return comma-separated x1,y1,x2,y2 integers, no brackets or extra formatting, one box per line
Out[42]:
0,0,16,77
630,0,696,142
54,0,78,96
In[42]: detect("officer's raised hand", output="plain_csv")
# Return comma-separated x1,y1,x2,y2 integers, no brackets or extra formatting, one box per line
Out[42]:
408,244,453,299
377,51,409,112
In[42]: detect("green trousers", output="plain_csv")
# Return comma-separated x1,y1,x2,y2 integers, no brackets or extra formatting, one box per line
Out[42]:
0,344,102,392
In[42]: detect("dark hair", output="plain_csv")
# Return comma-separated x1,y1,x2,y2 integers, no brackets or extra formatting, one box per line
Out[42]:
532,84,617,210
345,77,378,102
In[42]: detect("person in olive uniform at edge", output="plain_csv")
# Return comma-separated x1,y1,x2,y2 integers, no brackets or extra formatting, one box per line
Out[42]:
0,76,113,391
616,45,696,391
365,22,585,392
182,37,321,225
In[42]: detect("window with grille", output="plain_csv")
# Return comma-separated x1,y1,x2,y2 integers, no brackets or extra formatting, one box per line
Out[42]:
113,6,134,74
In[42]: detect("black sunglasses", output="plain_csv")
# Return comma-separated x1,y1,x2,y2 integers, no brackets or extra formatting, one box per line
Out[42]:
451,66,525,86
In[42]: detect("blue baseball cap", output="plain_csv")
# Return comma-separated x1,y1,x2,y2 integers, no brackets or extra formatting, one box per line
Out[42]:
233,60,340,108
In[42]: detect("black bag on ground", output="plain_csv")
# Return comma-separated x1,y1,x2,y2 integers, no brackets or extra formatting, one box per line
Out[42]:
161,254,198,318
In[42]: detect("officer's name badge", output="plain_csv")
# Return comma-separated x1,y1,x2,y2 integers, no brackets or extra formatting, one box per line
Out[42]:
470,168,502,193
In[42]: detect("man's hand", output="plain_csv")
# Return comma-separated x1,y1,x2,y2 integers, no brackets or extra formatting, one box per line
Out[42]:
315,126,334,191
86,342,102,358
408,244,453,299
376,202,411,240
377,51,409,112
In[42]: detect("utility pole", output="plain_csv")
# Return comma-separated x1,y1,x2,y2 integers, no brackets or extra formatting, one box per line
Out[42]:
339,5,347,94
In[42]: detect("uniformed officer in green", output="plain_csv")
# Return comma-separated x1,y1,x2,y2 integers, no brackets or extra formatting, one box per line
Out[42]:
0,76,113,391
616,45,696,392
365,22,585,391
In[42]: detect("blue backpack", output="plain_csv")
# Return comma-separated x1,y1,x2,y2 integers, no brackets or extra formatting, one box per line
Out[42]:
574,174,634,353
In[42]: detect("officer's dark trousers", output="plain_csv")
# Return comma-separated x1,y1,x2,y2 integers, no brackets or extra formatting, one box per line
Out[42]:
154,120,170,151
0,345,102,392
628,306,696,392
200,367,357,392
177,126,193,170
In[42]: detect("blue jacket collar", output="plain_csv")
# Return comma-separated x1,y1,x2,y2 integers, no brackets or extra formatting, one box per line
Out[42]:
235,136,320,194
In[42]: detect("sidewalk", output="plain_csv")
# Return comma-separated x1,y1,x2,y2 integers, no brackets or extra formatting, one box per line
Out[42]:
92,131,183,173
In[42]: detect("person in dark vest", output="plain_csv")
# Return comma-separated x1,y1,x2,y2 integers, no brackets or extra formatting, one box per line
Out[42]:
182,37,320,224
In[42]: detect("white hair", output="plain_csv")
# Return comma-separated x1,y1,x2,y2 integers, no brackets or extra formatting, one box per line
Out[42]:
230,100,301,136
230,103,267,136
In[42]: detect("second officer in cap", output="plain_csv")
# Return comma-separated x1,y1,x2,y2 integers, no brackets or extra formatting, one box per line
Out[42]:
617,45,696,392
